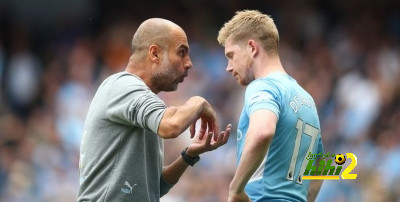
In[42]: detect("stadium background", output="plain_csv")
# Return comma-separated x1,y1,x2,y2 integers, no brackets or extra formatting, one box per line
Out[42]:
0,0,399,201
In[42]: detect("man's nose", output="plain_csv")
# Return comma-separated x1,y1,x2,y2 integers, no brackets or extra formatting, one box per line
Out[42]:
226,64,233,72
184,57,193,70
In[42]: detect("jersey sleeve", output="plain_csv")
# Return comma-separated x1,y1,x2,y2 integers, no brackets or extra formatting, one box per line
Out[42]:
245,79,282,118
105,75,166,134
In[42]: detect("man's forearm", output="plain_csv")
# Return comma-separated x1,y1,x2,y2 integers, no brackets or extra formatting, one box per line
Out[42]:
159,155,191,197
158,96,206,138
307,158,324,202
230,134,272,193
162,156,190,184
307,179,323,202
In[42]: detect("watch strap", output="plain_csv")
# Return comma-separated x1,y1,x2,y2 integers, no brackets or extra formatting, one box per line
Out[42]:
181,147,200,166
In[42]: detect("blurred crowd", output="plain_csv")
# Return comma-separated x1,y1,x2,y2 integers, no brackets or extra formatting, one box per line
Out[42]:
0,0,399,201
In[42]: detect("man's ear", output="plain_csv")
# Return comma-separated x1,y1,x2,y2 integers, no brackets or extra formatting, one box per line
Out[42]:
248,40,258,57
149,45,160,64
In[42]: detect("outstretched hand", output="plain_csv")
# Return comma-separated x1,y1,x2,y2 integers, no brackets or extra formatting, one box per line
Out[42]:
189,101,220,141
186,124,231,157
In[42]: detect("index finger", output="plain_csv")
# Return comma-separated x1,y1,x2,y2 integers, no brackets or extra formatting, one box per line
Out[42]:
213,120,220,141
190,122,196,138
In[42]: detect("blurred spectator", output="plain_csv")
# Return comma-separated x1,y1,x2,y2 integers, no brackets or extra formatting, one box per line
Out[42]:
55,39,96,154
335,69,381,141
4,26,41,119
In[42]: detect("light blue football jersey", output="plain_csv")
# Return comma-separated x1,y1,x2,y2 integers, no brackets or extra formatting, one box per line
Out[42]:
237,73,324,202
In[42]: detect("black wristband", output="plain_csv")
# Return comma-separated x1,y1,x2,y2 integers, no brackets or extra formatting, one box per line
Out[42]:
181,147,200,166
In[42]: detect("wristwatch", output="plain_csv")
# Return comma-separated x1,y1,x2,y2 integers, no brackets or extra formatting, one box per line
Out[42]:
181,147,200,166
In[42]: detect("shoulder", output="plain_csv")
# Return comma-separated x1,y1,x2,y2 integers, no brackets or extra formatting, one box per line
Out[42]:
97,72,157,101
105,72,149,91
244,74,295,105
244,79,274,106
114,72,146,85
245,77,280,98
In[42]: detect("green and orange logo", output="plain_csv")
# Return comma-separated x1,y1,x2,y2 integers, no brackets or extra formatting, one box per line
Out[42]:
302,153,357,180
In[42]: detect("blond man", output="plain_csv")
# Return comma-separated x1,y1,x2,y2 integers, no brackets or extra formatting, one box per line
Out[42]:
218,10,324,202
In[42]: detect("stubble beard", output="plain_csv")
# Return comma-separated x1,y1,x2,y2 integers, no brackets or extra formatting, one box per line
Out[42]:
151,53,181,92
239,58,255,86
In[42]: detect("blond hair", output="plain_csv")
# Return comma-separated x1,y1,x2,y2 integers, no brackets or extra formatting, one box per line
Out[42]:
217,10,279,55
